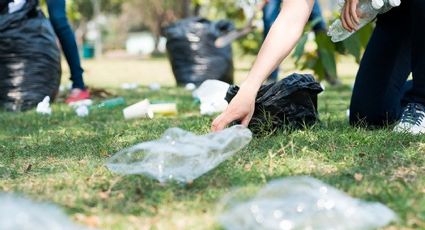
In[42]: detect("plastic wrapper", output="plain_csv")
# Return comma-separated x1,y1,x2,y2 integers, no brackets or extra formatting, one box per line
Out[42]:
106,125,252,184
0,193,86,230
219,176,398,230
163,17,234,86
193,80,230,115
0,0,61,112
226,73,323,132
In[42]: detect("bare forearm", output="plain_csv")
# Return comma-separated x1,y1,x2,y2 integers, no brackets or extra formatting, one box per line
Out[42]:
242,0,315,91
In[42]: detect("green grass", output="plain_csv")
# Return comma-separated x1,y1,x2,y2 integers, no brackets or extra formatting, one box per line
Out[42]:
1,83,424,229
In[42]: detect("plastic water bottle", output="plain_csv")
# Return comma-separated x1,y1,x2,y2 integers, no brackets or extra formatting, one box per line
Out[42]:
328,0,401,42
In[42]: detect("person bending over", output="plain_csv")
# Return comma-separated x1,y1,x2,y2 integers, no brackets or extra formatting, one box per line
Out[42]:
212,0,425,135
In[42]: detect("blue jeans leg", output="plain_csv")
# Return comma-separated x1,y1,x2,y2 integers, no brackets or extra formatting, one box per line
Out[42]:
309,0,327,32
46,0,85,89
263,0,281,81
349,2,413,127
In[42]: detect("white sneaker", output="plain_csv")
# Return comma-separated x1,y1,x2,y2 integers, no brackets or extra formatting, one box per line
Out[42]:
393,103,425,135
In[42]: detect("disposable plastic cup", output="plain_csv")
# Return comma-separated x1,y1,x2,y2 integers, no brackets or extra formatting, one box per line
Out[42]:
150,103,178,116
123,99,154,120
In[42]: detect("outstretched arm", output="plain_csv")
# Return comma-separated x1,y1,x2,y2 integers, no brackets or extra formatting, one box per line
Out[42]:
212,0,315,131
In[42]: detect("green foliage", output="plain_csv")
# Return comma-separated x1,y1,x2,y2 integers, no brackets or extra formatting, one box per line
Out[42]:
293,19,374,82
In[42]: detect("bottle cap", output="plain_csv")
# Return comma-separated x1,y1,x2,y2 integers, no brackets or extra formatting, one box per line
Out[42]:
389,0,401,7
371,0,384,10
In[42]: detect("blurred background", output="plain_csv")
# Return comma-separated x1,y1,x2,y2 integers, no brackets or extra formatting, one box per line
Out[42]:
44,0,370,88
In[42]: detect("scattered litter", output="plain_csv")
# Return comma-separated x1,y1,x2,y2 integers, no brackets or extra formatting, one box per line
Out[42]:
346,109,350,118
95,97,126,109
219,176,398,230
69,99,93,109
36,96,52,115
193,80,230,115
150,102,178,116
226,73,323,132
0,193,86,230
8,0,26,14
149,83,161,91
185,83,197,91
106,125,252,184
75,105,89,117
123,99,153,120
121,83,139,90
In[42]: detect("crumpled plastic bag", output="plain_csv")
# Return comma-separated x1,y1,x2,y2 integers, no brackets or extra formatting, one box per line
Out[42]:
163,17,234,86
219,176,397,230
0,193,86,230
106,125,252,184
193,79,230,115
226,73,323,132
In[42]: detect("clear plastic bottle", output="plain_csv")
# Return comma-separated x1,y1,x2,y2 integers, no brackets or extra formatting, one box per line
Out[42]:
328,0,401,43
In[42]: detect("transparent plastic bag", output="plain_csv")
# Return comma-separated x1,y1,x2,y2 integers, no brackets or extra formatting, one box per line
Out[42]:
0,193,86,230
106,125,252,184
219,177,397,230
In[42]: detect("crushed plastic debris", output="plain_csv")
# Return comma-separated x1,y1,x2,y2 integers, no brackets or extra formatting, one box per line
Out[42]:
149,83,161,91
0,193,86,230
69,99,93,109
95,97,126,109
150,102,178,116
123,99,154,120
36,96,52,115
121,83,139,90
226,73,323,132
193,80,230,115
75,105,89,117
106,125,252,184
219,176,397,230
185,83,197,91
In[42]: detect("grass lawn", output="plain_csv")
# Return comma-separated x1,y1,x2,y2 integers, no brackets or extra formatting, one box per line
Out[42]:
0,58,424,229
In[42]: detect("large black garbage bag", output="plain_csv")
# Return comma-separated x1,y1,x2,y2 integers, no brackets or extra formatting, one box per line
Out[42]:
0,0,13,13
164,17,234,86
226,73,323,132
0,0,61,112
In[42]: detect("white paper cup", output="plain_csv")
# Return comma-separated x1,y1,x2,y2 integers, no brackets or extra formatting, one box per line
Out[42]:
123,99,154,120
149,103,178,116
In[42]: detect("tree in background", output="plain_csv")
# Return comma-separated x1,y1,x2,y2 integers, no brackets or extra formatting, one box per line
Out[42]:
119,0,191,54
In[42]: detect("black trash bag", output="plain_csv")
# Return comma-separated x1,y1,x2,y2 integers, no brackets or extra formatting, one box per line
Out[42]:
226,73,323,132
0,0,61,112
0,0,13,13
164,17,234,86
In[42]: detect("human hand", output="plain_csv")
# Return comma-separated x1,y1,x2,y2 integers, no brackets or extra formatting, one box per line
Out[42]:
341,0,360,32
211,86,257,132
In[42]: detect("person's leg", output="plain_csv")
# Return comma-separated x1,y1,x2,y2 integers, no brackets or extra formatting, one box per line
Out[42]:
309,0,327,32
46,0,85,90
263,0,281,81
403,0,425,105
350,2,412,127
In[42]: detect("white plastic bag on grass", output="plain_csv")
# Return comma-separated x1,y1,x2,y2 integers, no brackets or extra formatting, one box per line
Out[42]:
106,125,252,184
193,80,230,115
219,176,397,230
0,193,86,230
